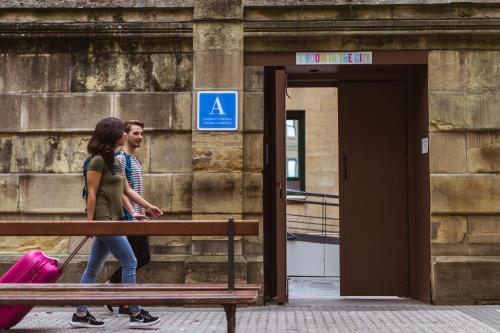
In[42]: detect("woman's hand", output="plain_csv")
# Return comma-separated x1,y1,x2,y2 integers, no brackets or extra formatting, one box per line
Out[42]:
146,205,163,218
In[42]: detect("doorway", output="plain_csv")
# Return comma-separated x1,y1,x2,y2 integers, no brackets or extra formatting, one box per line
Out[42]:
259,56,430,304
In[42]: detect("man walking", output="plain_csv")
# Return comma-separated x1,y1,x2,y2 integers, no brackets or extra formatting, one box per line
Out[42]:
106,120,155,315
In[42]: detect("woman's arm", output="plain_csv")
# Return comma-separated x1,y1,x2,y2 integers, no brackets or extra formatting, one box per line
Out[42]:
123,180,163,217
86,170,102,221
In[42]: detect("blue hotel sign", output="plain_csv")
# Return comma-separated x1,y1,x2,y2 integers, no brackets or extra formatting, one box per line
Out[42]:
197,91,238,131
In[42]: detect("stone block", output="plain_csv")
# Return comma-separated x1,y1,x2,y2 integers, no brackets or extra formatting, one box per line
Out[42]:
431,175,500,214
0,175,18,212
194,23,243,50
243,239,263,256
0,235,68,254
0,94,21,132
319,88,338,110
247,260,264,285
431,215,466,244
192,132,243,172
20,93,112,132
428,51,464,91
0,53,70,92
115,93,191,131
468,215,500,244
244,133,263,172
244,66,264,92
468,141,500,173
466,51,500,89
151,53,192,91
432,256,500,304
243,214,264,242
18,174,85,214
143,174,172,212
429,92,500,131
244,92,264,131
429,132,466,173
194,0,243,20
0,136,14,172
191,239,242,255
193,49,243,90
150,133,192,172
192,172,242,213
11,134,89,173
71,53,150,92
243,173,263,214
150,236,191,255
172,173,192,213
136,258,186,283
185,255,246,284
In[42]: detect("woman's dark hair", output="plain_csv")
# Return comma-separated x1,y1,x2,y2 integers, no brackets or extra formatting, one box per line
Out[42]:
87,117,125,171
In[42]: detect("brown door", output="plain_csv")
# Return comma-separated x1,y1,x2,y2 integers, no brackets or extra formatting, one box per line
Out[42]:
339,81,409,296
275,69,288,304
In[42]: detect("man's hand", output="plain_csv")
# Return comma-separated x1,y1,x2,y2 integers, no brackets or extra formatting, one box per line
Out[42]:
131,212,149,221
147,205,163,218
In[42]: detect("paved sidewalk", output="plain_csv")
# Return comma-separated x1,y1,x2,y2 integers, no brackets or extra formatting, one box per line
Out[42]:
4,299,500,333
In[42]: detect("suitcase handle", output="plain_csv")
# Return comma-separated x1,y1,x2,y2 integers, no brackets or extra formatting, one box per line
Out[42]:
60,236,91,271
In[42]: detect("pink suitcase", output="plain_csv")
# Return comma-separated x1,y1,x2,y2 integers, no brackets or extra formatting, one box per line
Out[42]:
0,237,89,329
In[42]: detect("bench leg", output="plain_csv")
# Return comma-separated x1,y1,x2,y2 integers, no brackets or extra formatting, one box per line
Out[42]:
224,304,236,333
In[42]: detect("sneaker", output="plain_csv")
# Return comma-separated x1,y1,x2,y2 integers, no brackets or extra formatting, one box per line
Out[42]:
129,309,161,328
70,311,104,328
104,304,114,313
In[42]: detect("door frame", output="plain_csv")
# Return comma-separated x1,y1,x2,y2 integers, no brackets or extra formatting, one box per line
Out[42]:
257,52,430,304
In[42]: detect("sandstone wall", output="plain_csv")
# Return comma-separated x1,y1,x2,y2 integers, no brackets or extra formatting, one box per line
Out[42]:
429,50,500,304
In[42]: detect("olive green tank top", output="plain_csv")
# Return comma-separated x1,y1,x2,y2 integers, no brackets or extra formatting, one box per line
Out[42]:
87,155,125,221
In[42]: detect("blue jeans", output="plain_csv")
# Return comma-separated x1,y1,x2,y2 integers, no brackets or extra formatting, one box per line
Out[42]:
76,236,140,314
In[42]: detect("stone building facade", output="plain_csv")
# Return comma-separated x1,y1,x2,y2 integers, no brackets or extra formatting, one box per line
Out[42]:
0,0,499,305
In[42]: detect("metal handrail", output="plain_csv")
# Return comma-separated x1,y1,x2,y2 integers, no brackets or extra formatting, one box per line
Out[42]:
287,189,339,199
287,199,339,206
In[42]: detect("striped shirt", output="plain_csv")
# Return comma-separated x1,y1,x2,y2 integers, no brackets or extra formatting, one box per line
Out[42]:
116,150,144,215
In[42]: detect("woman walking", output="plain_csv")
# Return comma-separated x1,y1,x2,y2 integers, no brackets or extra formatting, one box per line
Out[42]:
70,117,162,328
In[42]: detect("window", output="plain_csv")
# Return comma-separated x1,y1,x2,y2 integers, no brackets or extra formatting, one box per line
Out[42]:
286,111,305,191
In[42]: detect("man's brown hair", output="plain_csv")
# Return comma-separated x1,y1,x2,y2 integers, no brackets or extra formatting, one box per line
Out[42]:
124,120,144,133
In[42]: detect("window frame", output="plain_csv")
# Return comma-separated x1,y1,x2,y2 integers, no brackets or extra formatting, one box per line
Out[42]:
286,110,305,191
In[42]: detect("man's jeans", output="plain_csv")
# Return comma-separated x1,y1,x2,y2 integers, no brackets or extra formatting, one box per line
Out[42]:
76,236,140,314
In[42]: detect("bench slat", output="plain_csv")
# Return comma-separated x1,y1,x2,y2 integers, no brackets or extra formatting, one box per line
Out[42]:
0,289,258,306
0,221,259,236
0,283,261,291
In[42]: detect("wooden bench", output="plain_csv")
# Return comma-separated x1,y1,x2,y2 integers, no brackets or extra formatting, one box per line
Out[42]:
0,218,260,333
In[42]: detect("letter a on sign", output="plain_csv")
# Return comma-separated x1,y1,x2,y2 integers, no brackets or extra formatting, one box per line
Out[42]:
209,97,226,115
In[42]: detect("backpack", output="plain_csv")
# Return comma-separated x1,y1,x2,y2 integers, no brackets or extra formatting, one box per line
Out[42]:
82,153,134,220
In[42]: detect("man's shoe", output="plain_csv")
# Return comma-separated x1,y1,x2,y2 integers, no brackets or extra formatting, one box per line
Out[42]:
104,304,114,313
70,312,104,328
129,309,160,328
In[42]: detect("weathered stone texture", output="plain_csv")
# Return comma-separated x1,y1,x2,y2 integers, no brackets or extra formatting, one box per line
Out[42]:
466,132,500,173
191,239,242,255
0,175,18,212
150,236,191,255
0,136,14,172
193,50,243,90
431,215,466,244
431,175,500,214
247,260,263,285
429,132,466,173
20,94,112,132
0,54,70,92
142,174,172,213
428,51,464,91
71,53,150,92
18,174,85,213
115,93,192,131
151,53,192,91
9,134,89,173
0,94,21,132
136,258,185,283
466,51,500,89
171,174,192,212
243,172,263,214
185,255,246,284
194,23,243,50
244,66,264,92
468,215,500,244
244,92,264,131
244,133,263,172
150,133,192,173
432,256,500,304
429,92,500,131
192,133,243,172
0,236,68,254
192,173,242,213
194,0,242,20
